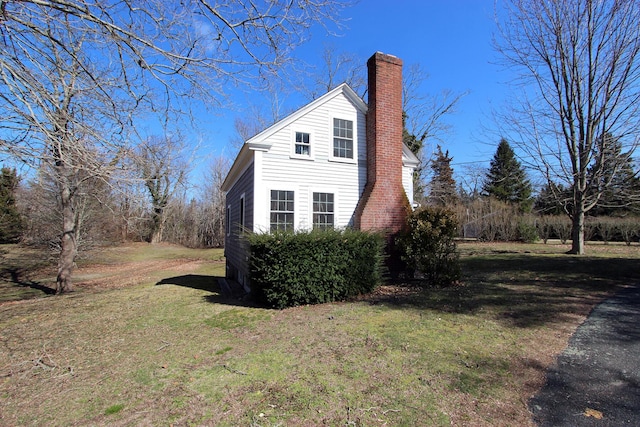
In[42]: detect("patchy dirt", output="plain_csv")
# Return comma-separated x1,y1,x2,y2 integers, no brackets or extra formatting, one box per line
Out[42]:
0,243,225,304
72,259,214,290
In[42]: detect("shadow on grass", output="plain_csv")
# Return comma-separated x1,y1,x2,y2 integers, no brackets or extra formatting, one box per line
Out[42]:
155,274,261,307
0,268,56,302
370,254,639,330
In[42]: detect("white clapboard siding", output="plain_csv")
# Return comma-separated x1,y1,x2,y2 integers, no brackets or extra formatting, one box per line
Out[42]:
254,91,366,231
402,164,415,207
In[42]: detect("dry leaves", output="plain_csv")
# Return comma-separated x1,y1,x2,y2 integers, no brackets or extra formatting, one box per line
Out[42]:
584,408,603,419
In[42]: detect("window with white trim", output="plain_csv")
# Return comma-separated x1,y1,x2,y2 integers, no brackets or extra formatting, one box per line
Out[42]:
294,131,311,156
270,190,294,232
333,118,353,159
239,194,245,230
313,192,334,230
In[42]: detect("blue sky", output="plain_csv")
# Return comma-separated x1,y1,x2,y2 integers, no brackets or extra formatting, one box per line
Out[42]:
196,1,512,186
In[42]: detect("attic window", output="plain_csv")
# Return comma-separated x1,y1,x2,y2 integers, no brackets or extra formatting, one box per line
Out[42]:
333,118,353,159
295,132,310,156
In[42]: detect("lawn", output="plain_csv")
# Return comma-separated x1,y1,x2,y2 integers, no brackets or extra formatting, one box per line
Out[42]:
0,241,638,426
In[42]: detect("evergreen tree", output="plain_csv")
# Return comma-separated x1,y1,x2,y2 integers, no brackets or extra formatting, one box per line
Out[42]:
429,145,458,206
0,167,24,243
483,138,533,211
534,182,569,215
588,133,639,215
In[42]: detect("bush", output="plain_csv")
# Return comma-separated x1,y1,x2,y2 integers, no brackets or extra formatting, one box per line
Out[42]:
398,206,460,286
247,229,384,309
517,219,539,243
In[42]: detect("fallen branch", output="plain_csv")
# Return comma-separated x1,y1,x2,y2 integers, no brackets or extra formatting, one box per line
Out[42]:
33,346,57,371
156,340,171,352
220,364,247,375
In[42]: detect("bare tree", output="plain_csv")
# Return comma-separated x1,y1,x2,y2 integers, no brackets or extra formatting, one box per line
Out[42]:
457,163,487,202
402,63,467,202
230,100,283,151
0,0,346,293
199,155,231,247
301,45,367,100
495,0,640,254
134,135,188,244
403,63,467,149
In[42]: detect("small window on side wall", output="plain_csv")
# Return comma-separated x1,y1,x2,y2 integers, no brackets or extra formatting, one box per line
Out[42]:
239,195,245,230
295,132,310,156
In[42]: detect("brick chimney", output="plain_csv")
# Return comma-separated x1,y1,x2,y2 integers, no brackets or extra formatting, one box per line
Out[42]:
354,52,410,236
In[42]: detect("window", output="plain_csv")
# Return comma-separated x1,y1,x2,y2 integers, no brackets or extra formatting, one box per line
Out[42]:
239,195,245,229
333,118,353,159
313,192,334,230
270,190,294,232
294,132,310,156
226,205,230,236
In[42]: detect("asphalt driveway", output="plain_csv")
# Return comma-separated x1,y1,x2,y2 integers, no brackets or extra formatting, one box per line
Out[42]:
529,284,640,426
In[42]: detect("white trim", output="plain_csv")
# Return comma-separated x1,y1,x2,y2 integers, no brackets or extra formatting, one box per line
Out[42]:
245,83,366,149
223,83,367,193
289,128,314,160
253,151,267,232
309,187,338,230
402,144,420,168
328,114,358,164
266,186,298,233
239,193,246,230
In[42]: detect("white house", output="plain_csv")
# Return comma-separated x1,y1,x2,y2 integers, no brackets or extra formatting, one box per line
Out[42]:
221,52,419,289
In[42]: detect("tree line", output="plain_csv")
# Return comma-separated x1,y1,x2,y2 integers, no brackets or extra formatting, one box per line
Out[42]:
1,0,639,294
0,154,229,249
415,137,640,244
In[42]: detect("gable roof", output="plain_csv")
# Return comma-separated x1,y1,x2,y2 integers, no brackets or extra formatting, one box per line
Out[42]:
246,83,367,148
222,84,365,192
221,83,420,192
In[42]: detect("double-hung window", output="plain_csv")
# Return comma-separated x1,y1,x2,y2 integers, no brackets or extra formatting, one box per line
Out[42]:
270,190,294,232
333,118,353,159
294,132,311,156
313,192,334,230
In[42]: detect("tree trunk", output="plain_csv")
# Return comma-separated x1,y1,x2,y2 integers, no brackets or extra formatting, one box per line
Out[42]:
569,207,585,255
56,179,77,293
150,207,164,244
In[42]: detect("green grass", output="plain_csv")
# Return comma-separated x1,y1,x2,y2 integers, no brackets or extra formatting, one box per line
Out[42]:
0,241,638,426
104,403,125,415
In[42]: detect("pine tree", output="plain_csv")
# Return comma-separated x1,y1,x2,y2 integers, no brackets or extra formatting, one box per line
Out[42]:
534,182,569,215
588,133,639,216
429,145,458,207
483,138,533,211
0,167,24,243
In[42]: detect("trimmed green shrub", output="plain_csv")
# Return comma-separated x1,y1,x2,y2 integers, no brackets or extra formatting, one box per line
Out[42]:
247,229,384,309
398,206,460,286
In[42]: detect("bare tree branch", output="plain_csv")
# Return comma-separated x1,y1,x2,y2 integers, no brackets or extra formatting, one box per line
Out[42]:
494,0,640,254
0,0,348,292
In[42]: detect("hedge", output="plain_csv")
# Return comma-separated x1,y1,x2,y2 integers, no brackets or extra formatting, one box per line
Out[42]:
247,229,384,309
